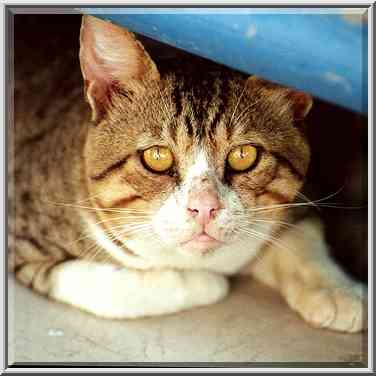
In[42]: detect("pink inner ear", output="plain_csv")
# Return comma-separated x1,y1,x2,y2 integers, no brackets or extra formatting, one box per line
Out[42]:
80,20,116,109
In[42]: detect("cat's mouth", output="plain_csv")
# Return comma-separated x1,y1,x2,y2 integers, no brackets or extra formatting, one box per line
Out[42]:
180,231,224,251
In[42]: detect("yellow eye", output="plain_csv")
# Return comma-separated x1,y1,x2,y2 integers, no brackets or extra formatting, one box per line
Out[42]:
227,144,258,171
143,146,174,172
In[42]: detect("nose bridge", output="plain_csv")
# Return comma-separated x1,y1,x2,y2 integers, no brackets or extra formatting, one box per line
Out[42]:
184,149,213,186
190,174,215,191
189,179,218,204
188,169,219,200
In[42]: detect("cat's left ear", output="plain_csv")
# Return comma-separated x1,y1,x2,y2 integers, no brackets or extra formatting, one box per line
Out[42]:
247,76,313,122
80,15,160,122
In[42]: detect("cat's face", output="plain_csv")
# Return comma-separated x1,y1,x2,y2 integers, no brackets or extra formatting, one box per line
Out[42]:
80,16,312,257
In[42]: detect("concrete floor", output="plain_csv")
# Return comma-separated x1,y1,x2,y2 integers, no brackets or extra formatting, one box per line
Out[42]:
8,275,367,367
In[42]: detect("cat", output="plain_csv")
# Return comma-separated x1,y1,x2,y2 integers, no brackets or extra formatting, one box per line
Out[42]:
9,15,366,332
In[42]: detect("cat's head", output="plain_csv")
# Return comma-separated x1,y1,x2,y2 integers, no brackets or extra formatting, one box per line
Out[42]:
80,16,313,258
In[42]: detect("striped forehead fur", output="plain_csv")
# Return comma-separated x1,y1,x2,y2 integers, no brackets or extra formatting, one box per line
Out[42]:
85,57,310,182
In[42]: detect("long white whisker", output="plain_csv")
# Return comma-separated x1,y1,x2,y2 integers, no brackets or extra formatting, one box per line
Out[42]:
295,191,321,212
104,223,151,232
68,219,152,247
41,200,153,214
247,218,301,231
92,215,151,225
238,226,293,253
308,185,346,204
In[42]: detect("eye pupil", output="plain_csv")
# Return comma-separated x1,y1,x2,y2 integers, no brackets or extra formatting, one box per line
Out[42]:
155,148,160,160
240,147,245,159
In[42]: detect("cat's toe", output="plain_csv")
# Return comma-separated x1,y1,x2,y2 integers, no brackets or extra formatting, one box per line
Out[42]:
329,288,367,332
292,287,367,333
296,289,336,329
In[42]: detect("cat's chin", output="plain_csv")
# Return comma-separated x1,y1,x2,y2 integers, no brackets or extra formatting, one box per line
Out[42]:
180,233,224,253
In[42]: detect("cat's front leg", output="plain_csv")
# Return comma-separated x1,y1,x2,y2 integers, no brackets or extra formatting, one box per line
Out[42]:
244,217,367,332
47,260,229,318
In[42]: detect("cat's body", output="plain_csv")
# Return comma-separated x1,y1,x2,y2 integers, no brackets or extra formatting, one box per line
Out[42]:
9,15,366,331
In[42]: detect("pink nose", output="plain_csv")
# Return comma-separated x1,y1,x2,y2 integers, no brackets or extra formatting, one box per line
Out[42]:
187,190,220,227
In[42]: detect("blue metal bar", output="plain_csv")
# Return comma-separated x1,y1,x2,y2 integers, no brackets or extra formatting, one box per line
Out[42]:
82,8,368,114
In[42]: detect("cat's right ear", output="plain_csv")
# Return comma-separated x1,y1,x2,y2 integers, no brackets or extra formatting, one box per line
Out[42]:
247,76,313,122
79,15,160,122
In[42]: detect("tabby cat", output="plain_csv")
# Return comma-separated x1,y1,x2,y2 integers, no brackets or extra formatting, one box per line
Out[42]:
9,15,366,332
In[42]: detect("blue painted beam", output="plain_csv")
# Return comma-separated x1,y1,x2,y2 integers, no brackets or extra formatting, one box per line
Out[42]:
82,8,368,114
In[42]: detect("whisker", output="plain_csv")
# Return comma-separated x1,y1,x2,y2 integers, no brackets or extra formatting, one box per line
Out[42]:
90,216,152,227
104,223,152,233
309,203,366,210
295,191,321,212
98,227,153,249
238,226,293,253
66,218,152,247
41,199,153,214
76,240,103,260
246,199,366,214
246,218,301,231
234,184,363,214
248,202,312,213
308,185,346,204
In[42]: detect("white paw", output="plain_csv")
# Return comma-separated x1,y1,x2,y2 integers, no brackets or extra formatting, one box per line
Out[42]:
49,261,229,319
290,285,367,333
182,270,229,308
